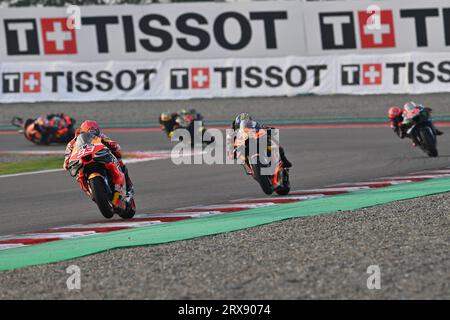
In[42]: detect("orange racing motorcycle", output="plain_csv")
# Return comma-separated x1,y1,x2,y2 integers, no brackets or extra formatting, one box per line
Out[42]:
68,133,136,219
233,120,290,196
12,115,75,145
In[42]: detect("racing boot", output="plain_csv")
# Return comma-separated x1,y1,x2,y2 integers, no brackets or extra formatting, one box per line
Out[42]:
280,148,292,168
119,161,134,198
432,125,444,136
105,162,126,210
112,184,126,211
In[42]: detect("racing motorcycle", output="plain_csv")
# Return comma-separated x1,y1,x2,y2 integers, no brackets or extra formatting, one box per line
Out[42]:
175,110,214,146
402,107,439,157
68,132,136,219
233,120,290,196
12,115,75,145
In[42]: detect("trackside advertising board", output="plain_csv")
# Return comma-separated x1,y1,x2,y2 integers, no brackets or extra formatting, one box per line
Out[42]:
1,53,449,102
1,0,449,61
0,0,449,102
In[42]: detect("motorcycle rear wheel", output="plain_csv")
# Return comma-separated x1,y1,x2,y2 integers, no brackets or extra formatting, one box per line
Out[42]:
89,176,114,219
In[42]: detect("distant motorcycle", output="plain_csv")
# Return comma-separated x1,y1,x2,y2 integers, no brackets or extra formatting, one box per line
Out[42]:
12,115,75,145
175,110,214,146
68,132,136,219
402,107,439,157
234,120,290,195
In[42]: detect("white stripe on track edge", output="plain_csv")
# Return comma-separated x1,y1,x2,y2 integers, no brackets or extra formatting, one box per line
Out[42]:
375,174,450,180
53,221,162,230
0,231,97,241
0,244,27,251
0,168,63,179
135,211,226,219
229,195,323,202
331,180,407,186
292,186,370,193
175,203,274,210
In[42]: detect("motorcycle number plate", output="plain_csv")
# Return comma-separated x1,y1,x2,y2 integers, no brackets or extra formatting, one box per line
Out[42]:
74,145,95,159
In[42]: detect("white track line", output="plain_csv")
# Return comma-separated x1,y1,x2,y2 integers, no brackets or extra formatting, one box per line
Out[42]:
0,168,64,179
229,195,323,202
331,181,407,186
409,170,450,175
376,174,450,180
175,203,274,211
135,211,225,219
292,186,370,193
0,231,97,241
0,244,27,251
54,221,162,230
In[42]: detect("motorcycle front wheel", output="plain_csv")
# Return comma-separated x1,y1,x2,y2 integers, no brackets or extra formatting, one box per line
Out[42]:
89,176,114,219
275,169,290,196
251,163,273,195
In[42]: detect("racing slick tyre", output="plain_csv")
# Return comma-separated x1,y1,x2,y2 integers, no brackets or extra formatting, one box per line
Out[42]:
118,198,136,220
419,127,438,157
275,169,290,196
252,163,273,195
89,176,115,219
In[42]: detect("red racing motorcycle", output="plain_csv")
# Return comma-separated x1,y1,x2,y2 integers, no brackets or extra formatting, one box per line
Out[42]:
68,133,136,219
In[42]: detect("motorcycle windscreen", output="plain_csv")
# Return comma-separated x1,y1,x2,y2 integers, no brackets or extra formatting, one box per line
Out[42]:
239,120,258,131
75,132,97,148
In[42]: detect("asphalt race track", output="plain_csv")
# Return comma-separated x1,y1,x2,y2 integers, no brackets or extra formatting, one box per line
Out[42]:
0,95,449,299
1,126,450,235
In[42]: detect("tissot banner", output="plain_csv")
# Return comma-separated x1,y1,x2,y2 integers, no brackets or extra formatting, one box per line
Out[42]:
0,57,333,102
0,0,449,61
1,53,449,102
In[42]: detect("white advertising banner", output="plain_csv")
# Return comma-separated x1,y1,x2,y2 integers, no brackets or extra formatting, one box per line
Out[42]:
303,0,450,56
1,52,449,102
0,2,305,61
336,52,450,94
0,56,334,102
0,0,449,61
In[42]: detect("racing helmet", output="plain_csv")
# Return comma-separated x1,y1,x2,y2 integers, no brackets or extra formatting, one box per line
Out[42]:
160,112,172,122
178,109,190,117
388,106,402,120
403,101,417,112
233,113,252,130
35,116,48,128
79,120,100,136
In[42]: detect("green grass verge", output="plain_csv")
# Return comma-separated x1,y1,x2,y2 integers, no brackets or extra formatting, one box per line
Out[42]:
0,157,63,175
